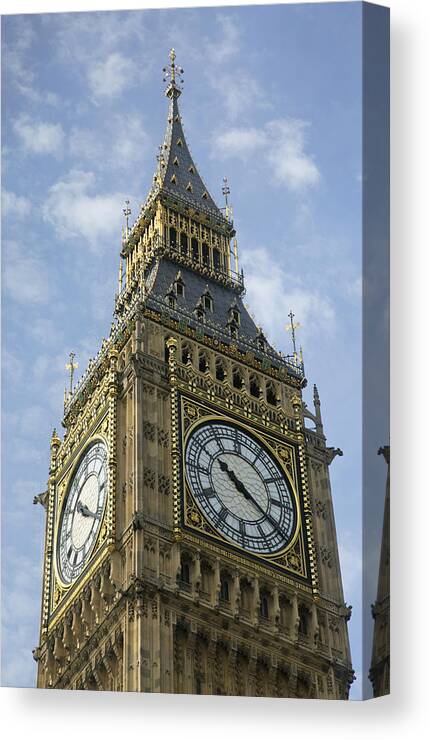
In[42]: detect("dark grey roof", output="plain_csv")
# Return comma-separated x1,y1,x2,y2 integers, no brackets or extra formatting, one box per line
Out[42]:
154,88,224,219
143,257,304,383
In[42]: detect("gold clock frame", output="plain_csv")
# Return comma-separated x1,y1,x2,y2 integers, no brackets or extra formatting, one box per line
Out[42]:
174,389,317,591
53,435,110,590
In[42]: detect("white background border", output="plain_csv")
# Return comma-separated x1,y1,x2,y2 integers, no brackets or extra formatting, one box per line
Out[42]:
1,0,427,736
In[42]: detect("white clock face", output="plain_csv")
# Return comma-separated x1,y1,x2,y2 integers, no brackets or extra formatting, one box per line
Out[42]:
185,421,296,555
57,441,108,584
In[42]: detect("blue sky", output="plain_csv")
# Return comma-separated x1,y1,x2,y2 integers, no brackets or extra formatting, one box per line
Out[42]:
1,3,383,699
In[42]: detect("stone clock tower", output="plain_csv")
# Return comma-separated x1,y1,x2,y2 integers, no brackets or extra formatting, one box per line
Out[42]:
34,50,353,698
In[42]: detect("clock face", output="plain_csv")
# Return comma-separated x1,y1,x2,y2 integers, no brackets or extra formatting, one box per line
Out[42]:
57,440,108,584
185,421,296,555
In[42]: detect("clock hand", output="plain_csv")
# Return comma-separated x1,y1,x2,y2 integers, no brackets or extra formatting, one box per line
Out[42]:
218,459,287,539
218,459,251,498
77,500,101,520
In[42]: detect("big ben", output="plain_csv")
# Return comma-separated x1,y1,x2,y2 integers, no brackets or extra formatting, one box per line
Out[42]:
34,50,353,698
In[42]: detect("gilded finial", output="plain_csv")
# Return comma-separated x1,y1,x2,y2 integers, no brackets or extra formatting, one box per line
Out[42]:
163,48,184,97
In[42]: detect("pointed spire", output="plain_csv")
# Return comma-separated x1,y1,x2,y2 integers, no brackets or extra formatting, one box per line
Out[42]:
152,49,226,221
313,384,323,432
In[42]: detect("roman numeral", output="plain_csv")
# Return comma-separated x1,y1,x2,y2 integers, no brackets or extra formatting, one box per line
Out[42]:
215,506,228,525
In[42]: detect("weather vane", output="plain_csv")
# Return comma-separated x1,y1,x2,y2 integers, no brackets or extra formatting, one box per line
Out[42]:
162,48,184,90
285,309,301,356
65,352,78,396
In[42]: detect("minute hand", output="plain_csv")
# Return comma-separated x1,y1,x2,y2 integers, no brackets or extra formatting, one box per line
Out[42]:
218,460,286,538
77,501,101,520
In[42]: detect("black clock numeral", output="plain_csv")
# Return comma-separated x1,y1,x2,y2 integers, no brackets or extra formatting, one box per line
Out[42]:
215,506,229,526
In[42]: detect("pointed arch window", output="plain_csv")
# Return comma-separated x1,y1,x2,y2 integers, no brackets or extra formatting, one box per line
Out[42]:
177,138,183,147
228,302,241,326
198,351,209,373
180,555,190,585
201,289,213,312
260,593,269,619
180,232,188,255
220,575,230,602
186,182,193,193
202,243,210,266
191,237,199,261
170,227,177,248
202,191,209,200
165,283,177,309
213,248,221,270
174,272,185,297
249,374,261,398
232,366,244,390
170,174,177,184
266,381,278,406
298,605,310,636
215,357,227,381
194,306,205,323
181,342,193,365
188,165,195,174
173,156,179,166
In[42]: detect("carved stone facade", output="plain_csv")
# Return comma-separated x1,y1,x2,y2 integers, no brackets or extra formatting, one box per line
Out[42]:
35,51,353,698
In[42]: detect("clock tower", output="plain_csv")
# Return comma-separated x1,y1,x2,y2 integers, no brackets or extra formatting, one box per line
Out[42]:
34,50,353,698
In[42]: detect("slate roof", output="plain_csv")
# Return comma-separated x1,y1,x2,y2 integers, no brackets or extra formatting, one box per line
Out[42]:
151,79,226,221
144,257,300,378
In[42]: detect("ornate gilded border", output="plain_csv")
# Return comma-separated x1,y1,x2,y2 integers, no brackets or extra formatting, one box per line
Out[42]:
166,335,317,589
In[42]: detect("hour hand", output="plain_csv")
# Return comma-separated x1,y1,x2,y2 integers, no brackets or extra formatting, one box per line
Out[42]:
77,501,100,519
218,459,250,498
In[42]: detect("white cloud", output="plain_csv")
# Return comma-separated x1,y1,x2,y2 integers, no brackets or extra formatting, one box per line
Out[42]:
213,126,266,158
2,190,32,220
1,547,42,687
211,72,266,121
266,119,321,190
69,114,150,171
28,318,63,347
241,246,335,351
87,52,139,99
213,118,321,192
205,14,241,65
3,17,59,105
4,241,53,305
42,169,127,252
13,116,65,155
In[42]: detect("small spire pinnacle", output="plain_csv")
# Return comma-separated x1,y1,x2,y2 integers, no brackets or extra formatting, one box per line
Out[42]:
163,48,184,98
118,257,123,294
123,199,131,239
233,237,239,275
285,310,301,356
65,352,78,396
313,384,323,429
222,177,233,221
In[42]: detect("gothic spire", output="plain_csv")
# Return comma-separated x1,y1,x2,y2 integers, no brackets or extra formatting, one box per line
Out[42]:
153,49,225,220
